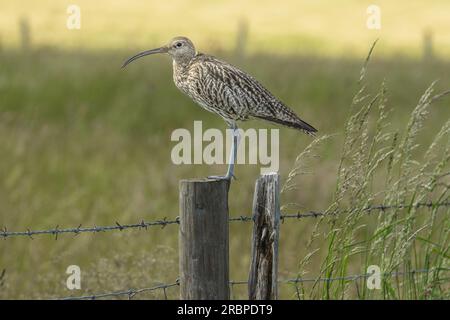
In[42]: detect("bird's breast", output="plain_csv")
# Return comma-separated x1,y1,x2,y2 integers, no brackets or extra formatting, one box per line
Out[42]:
172,62,189,91
173,62,202,100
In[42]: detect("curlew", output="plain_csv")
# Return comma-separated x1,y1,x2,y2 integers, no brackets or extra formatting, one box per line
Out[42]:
122,36,317,180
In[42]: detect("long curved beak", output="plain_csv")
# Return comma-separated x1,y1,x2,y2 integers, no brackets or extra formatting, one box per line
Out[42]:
122,46,168,68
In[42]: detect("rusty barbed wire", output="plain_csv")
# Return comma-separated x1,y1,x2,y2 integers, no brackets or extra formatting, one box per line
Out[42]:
2,201,448,239
60,268,447,300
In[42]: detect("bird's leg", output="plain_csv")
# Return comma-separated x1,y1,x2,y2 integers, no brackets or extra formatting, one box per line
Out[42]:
225,124,240,179
208,123,239,181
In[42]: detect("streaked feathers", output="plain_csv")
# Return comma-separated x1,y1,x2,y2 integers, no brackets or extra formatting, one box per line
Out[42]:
173,52,317,135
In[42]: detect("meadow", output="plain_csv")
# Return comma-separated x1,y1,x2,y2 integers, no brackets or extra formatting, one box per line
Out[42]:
0,0,449,299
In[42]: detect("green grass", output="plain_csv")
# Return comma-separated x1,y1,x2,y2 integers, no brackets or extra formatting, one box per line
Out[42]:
0,43,449,299
286,45,450,299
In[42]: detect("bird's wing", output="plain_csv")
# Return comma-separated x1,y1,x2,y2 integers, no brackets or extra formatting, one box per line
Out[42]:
189,58,253,121
197,57,317,134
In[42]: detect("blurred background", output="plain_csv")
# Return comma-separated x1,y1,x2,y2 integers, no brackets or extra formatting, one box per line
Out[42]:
0,0,449,299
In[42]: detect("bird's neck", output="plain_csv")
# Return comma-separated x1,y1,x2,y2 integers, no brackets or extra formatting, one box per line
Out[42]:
172,56,192,70
172,59,190,88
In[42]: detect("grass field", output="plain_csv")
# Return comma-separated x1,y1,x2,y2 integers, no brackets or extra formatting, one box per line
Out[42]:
0,1,449,299
1,0,450,57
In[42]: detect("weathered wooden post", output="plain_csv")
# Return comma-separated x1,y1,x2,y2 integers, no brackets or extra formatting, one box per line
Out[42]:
179,178,230,300
248,173,280,300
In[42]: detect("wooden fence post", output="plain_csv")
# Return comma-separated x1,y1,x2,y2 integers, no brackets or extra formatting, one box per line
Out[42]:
248,173,280,300
179,178,230,300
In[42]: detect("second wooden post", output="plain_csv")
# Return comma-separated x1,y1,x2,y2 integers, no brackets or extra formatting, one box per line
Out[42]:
248,173,281,300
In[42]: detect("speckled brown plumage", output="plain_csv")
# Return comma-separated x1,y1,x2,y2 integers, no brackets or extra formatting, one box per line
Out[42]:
123,36,317,135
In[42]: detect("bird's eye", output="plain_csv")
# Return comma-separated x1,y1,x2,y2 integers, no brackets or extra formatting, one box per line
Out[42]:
176,42,183,48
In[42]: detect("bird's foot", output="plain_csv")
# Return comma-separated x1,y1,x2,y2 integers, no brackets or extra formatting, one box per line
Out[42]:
207,173,237,181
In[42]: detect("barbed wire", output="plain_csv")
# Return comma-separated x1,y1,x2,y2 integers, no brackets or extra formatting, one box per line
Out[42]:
60,280,180,300
1,218,180,239
279,200,450,221
61,268,448,300
254,268,448,285
2,201,448,239
228,268,449,299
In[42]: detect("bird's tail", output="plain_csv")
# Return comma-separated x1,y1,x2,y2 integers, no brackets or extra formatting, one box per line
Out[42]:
254,115,318,136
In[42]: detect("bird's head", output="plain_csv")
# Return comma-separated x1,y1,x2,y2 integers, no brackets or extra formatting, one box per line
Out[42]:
122,36,196,68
